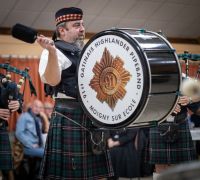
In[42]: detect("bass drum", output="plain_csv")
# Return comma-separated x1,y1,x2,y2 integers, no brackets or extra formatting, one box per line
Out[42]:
78,28,181,128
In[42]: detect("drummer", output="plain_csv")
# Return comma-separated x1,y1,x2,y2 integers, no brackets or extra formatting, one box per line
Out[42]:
37,6,114,180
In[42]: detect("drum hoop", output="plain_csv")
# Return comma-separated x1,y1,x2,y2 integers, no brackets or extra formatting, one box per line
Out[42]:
78,29,151,128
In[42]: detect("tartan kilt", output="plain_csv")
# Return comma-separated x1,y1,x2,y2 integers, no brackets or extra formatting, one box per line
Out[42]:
38,100,114,180
0,122,13,170
148,120,197,164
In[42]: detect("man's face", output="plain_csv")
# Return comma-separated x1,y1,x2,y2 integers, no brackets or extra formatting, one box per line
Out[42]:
60,20,85,47
32,101,44,115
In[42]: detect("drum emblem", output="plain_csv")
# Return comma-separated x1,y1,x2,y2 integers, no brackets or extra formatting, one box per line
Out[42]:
89,48,131,110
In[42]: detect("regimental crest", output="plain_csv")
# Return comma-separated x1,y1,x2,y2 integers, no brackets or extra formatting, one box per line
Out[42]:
89,48,132,110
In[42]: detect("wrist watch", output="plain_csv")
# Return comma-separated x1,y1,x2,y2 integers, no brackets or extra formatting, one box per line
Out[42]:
189,97,193,104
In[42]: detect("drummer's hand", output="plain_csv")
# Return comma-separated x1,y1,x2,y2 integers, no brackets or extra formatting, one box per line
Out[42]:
173,104,181,114
107,138,120,148
36,35,55,52
178,96,190,106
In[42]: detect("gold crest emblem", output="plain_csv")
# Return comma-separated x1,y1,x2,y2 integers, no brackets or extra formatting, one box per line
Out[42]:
89,48,132,110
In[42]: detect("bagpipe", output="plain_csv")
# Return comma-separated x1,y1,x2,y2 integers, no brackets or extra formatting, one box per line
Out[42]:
0,63,37,112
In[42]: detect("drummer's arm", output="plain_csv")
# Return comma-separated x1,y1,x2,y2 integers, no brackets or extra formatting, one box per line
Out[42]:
189,95,200,104
39,38,72,86
43,49,61,86
37,36,61,86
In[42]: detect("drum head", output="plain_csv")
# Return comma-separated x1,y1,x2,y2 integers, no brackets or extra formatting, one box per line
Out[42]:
78,29,149,128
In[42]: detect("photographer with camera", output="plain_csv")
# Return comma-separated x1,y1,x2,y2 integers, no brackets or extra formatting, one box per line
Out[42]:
0,73,21,180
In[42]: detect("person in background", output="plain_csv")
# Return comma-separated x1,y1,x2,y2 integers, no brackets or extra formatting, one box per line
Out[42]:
0,104,20,180
15,99,45,158
37,6,114,180
43,102,54,121
148,96,199,180
108,128,142,180
0,73,21,180
187,100,200,156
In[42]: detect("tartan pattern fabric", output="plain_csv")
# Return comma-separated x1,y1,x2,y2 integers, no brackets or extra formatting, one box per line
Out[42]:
148,120,197,164
38,101,114,180
56,14,82,25
0,124,13,170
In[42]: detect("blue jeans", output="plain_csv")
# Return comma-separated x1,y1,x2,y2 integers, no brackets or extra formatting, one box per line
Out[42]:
24,147,44,158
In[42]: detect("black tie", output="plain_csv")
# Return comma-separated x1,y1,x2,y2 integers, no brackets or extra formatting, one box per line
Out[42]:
28,109,43,147
34,116,43,147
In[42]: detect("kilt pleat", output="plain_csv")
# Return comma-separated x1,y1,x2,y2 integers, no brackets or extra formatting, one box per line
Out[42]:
0,125,13,170
148,121,197,164
38,103,113,180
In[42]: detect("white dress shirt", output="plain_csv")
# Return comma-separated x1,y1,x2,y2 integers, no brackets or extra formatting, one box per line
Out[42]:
39,48,72,83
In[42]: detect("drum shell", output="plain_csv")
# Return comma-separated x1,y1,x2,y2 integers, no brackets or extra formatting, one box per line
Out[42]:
124,29,180,94
122,30,181,127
